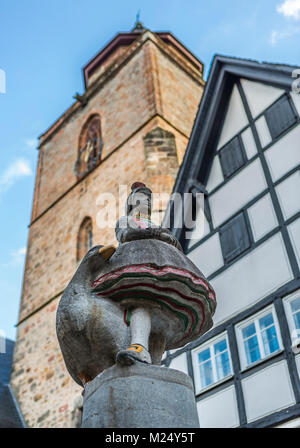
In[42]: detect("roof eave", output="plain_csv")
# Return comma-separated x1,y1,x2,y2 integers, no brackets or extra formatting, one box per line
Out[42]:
82,30,204,89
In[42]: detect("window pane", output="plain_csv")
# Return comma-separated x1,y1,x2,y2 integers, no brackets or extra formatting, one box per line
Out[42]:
214,339,227,355
244,335,261,365
199,360,213,389
242,323,256,339
219,212,251,264
215,351,231,381
265,96,297,140
88,230,93,249
293,311,300,331
261,326,279,356
219,137,246,178
198,348,210,364
291,297,300,314
259,313,274,330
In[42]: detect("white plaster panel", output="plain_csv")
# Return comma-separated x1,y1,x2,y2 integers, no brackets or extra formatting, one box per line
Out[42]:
187,233,224,277
168,353,188,375
241,127,257,159
247,194,278,241
288,218,300,269
255,116,272,148
296,354,300,380
209,159,267,227
291,92,300,116
211,233,293,325
186,212,210,249
276,171,300,220
217,85,248,149
242,361,295,423
264,124,300,182
197,386,239,428
206,156,224,192
240,79,284,118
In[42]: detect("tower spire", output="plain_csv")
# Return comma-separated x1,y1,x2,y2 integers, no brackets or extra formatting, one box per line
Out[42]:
131,10,144,32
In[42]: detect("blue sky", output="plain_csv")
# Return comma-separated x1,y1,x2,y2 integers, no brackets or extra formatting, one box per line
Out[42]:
0,0,299,341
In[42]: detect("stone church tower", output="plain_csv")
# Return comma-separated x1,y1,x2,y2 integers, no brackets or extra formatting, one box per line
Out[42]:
11,24,204,427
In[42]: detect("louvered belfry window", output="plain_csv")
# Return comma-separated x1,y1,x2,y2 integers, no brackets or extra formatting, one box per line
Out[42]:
265,96,297,140
219,212,251,263
219,136,246,179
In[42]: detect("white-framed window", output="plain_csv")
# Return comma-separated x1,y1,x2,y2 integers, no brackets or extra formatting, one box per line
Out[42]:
283,290,300,342
192,332,233,394
236,306,282,370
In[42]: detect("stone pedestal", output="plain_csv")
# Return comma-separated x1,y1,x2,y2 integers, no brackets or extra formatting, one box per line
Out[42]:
82,363,199,428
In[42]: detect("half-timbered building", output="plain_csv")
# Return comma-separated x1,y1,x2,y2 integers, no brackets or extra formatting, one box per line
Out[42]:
164,55,300,428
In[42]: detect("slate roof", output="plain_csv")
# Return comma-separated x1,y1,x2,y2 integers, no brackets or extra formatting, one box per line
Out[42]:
0,384,24,428
0,338,26,428
0,338,14,384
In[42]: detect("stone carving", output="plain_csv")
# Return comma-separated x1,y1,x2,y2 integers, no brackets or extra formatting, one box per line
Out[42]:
81,363,200,428
56,182,216,391
71,395,83,428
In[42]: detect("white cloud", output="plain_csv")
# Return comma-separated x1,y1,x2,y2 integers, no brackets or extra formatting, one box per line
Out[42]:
24,138,37,149
11,247,26,264
1,247,27,267
270,30,279,45
270,26,300,45
0,159,32,194
277,0,300,19
17,247,26,255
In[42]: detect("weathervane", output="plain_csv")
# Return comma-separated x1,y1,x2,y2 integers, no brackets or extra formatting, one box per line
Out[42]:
132,9,144,32
136,9,140,23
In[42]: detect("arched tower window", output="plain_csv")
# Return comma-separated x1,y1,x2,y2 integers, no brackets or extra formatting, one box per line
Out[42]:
77,217,93,261
75,114,103,178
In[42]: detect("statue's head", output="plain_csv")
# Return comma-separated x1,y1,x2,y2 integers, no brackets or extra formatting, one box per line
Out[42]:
125,182,152,218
